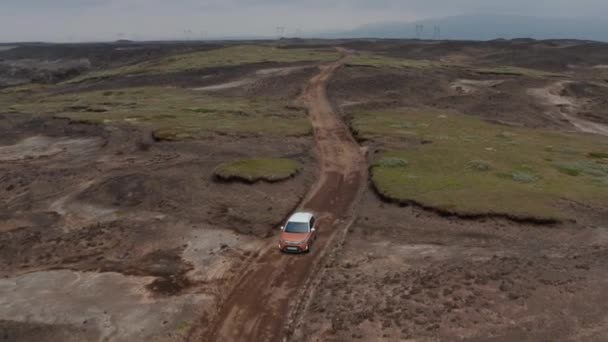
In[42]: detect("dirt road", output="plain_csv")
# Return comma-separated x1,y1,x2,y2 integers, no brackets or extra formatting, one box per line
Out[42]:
186,52,367,342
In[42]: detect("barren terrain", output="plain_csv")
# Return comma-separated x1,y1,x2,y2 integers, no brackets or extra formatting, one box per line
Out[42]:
0,39,607,342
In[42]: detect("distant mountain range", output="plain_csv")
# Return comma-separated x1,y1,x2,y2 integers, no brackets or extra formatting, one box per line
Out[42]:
328,14,608,42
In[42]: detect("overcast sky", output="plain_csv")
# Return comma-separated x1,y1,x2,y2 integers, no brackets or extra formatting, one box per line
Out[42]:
1,0,607,42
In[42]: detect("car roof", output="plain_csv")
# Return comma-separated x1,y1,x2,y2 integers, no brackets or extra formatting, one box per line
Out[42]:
288,212,314,223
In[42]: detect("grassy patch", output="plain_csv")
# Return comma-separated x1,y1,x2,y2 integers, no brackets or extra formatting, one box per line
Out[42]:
68,45,339,83
510,170,539,184
472,66,563,78
468,160,493,172
373,157,409,168
348,52,435,69
554,161,608,177
10,87,311,139
364,109,608,220
351,110,422,140
214,158,301,183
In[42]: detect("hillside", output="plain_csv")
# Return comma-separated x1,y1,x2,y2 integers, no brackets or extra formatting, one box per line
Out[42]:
339,14,608,41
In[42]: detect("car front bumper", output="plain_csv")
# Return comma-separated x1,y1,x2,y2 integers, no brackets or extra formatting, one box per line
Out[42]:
278,241,309,253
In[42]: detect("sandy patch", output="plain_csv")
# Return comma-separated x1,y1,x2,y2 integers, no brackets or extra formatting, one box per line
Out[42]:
0,270,212,342
48,180,166,232
339,100,366,108
527,82,575,106
255,66,308,76
195,66,309,91
182,228,265,282
528,81,608,136
451,79,504,94
50,193,119,232
194,78,253,91
0,136,103,162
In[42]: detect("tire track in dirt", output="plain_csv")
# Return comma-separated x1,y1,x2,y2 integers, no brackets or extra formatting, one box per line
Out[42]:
186,51,367,342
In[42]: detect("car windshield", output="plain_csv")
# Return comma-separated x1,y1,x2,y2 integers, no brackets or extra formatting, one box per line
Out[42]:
284,221,309,233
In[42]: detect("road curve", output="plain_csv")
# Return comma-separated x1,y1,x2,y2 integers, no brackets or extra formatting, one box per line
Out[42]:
187,51,367,342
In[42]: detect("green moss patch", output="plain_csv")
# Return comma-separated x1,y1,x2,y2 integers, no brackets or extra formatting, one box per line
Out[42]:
588,152,608,159
152,128,194,142
10,87,311,139
364,109,608,221
373,157,409,168
472,66,563,78
214,158,301,183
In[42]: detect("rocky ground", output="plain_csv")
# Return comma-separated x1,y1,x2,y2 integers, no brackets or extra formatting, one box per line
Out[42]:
0,112,316,341
295,191,608,341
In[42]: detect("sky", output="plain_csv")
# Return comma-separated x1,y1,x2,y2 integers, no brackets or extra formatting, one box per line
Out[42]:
1,0,607,42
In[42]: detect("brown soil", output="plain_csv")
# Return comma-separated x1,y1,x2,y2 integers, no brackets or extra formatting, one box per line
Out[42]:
292,191,608,341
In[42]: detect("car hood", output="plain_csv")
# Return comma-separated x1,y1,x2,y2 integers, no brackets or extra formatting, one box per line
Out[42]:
280,232,309,241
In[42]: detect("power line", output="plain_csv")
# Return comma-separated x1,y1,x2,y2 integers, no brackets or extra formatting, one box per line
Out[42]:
415,24,424,39
183,29,193,41
433,26,441,40
276,26,285,39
